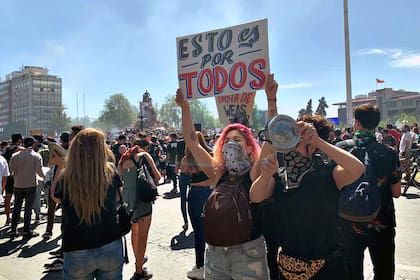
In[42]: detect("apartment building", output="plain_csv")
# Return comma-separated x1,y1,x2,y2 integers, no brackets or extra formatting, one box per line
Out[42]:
0,66,62,138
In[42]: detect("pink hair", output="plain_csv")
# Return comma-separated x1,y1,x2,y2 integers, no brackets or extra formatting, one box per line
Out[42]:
213,123,260,166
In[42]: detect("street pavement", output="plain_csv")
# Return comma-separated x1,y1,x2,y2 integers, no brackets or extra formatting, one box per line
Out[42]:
0,181,419,280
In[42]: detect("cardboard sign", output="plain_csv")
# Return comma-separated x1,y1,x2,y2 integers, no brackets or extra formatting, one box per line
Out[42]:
215,91,256,125
177,19,270,100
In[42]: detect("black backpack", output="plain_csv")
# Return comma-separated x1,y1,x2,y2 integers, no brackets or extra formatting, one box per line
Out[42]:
3,145,18,162
338,141,381,222
132,155,159,202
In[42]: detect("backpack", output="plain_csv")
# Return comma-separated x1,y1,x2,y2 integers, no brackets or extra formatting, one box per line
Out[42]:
132,155,159,202
338,141,381,222
3,145,18,162
203,174,252,246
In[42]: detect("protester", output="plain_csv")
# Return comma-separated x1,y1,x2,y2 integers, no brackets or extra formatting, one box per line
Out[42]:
9,136,45,238
0,154,10,206
42,142,67,239
2,133,24,225
250,114,364,279
337,104,401,280
166,133,179,192
399,124,412,181
55,128,124,279
381,129,397,150
118,139,161,280
175,73,278,279
183,131,213,280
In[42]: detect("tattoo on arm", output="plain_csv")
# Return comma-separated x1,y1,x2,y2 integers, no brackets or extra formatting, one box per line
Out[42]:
190,131,197,142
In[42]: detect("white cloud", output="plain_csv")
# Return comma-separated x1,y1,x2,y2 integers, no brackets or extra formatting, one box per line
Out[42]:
358,48,420,69
357,48,386,55
390,54,420,68
278,82,312,89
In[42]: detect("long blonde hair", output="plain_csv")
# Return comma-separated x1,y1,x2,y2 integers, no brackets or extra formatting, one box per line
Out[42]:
63,128,115,225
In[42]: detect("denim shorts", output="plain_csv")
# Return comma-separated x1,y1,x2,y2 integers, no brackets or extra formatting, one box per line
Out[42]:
205,235,269,280
63,239,124,280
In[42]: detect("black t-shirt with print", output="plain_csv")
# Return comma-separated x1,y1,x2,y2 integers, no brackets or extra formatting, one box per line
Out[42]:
273,163,341,259
56,174,123,252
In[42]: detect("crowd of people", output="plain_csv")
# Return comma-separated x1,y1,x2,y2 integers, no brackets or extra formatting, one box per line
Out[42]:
0,72,414,279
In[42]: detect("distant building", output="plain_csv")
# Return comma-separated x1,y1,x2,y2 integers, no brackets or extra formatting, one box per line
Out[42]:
333,88,420,124
0,66,62,138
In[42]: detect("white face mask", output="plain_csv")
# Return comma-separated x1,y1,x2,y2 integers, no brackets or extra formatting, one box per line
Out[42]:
222,141,251,176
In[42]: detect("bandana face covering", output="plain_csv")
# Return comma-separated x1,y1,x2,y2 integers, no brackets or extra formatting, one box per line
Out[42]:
223,141,251,176
281,150,315,190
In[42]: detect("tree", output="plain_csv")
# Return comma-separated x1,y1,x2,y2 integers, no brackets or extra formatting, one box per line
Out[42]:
315,97,328,116
158,94,181,129
158,95,220,129
50,105,72,133
98,93,136,130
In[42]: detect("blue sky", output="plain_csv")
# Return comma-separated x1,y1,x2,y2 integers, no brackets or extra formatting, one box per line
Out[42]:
1,0,419,121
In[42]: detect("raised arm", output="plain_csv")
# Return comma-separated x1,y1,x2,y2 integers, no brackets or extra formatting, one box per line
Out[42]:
296,122,365,189
250,73,279,181
176,89,216,182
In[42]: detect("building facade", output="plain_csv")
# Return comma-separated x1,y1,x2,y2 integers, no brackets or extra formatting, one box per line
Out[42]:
333,88,420,125
0,66,62,138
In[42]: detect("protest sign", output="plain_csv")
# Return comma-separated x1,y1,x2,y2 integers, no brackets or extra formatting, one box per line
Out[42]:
215,91,256,125
177,19,269,100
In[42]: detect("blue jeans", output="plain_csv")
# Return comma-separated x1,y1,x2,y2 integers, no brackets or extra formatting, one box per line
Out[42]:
63,239,124,280
205,235,269,280
188,186,212,268
11,186,37,232
179,172,190,225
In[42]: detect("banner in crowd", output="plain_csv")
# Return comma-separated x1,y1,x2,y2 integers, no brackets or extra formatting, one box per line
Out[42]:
177,19,270,100
215,91,256,125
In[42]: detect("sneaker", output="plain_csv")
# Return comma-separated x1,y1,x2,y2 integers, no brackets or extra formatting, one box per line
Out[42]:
130,268,153,280
5,218,10,226
42,231,53,239
170,188,177,193
44,259,63,271
21,230,40,238
187,266,204,280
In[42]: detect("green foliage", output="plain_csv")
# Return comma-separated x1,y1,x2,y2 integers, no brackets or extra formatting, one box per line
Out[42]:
157,95,220,129
50,105,71,132
98,93,136,130
158,94,181,129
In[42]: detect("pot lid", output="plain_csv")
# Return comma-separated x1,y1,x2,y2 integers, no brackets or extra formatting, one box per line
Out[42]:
266,114,301,153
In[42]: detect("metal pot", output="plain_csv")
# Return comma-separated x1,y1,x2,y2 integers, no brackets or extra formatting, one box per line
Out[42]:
258,114,301,153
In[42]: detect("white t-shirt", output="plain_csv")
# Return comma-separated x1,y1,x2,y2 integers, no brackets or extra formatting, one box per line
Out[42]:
400,131,412,154
0,155,10,203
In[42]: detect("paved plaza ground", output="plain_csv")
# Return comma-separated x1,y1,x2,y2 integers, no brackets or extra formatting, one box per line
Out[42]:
0,181,419,279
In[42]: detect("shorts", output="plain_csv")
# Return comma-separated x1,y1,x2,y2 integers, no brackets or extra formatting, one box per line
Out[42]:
5,176,14,194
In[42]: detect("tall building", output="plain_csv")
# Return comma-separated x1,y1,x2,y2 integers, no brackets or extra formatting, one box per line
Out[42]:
0,66,62,138
333,88,420,124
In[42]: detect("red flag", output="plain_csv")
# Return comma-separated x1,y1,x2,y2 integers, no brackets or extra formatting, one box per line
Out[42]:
376,78,385,83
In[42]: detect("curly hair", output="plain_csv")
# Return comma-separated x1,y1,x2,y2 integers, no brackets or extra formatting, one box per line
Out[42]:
297,115,333,141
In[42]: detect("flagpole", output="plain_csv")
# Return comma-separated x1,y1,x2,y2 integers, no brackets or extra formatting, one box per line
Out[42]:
343,0,353,126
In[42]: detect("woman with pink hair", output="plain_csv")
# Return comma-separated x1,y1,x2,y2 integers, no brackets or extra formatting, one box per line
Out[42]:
175,74,278,280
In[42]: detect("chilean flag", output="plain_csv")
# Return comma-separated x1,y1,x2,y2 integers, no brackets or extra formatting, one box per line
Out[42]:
376,78,385,83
